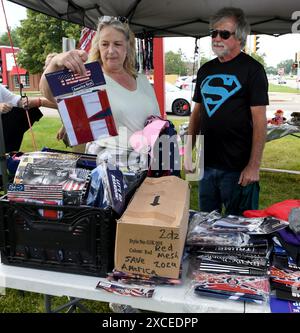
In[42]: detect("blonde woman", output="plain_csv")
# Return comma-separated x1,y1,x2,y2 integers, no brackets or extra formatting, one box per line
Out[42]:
40,16,160,161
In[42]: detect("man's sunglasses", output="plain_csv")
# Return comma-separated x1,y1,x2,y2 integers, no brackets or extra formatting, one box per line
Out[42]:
210,29,235,40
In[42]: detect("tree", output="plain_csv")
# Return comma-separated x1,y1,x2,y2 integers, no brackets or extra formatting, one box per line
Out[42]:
0,28,21,47
16,10,81,74
165,50,188,75
199,54,210,67
265,66,277,75
250,52,266,67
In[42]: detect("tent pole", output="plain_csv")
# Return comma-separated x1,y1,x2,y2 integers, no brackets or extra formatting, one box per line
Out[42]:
0,114,8,194
153,37,166,119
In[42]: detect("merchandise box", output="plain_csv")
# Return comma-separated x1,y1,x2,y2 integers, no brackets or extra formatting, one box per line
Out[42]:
114,176,190,279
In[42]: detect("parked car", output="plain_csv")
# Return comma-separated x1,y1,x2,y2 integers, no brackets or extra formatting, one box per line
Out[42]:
278,78,287,84
176,76,196,90
175,76,190,89
149,80,194,116
165,82,194,116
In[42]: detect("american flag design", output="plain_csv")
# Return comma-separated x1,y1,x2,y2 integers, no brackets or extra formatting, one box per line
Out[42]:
7,184,63,201
58,90,118,146
270,266,300,287
78,27,96,53
45,62,106,98
96,281,154,298
60,70,91,86
7,184,64,219
193,271,269,297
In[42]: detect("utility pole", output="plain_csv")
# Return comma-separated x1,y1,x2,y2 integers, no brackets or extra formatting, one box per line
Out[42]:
62,37,75,52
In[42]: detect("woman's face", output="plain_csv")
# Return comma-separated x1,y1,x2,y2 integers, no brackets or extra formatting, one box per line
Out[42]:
98,26,128,73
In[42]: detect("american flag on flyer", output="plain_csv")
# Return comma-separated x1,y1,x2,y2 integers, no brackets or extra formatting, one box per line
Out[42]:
78,27,96,53
58,89,118,146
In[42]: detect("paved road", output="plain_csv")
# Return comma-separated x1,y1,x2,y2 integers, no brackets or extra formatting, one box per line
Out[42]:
270,78,300,90
40,107,60,118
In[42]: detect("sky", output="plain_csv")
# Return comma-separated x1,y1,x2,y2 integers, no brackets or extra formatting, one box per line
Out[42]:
1,0,300,67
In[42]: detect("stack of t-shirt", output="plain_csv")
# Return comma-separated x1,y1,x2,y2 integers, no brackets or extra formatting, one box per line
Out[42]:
269,232,300,302
186,211,282,304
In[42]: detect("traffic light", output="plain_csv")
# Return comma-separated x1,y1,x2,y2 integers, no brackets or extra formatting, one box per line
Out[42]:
254,35,261,53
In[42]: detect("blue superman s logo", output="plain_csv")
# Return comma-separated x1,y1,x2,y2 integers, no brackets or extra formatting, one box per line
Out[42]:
201,74,241,117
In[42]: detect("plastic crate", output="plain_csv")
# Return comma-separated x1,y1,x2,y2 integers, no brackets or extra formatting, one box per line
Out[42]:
0,197,117,277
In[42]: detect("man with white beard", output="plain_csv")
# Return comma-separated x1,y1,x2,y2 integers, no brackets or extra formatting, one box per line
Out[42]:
186,7,269,215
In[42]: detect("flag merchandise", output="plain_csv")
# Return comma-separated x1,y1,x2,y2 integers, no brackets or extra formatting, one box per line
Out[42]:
78,27,96,53
45,61,118,146
194,287,264,304
192,272,269,301
45,62,106,98
58,90,117,146
7,184,63,201
96,280,155,298
270,266,300,288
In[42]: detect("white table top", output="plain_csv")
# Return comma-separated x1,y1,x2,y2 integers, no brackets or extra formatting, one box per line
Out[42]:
0,260,270,313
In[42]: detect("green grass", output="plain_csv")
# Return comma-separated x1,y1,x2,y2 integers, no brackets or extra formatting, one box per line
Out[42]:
1,116,299,312
262,136,300,171
0,290,111,313
268,83,300,94
20,117,70,152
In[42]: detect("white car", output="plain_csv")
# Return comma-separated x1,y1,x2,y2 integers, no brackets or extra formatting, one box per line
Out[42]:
176,76,197,90
165,82,194,116
175,76,190,89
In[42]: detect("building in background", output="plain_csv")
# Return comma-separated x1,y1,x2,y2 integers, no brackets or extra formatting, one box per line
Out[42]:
0,45,41,91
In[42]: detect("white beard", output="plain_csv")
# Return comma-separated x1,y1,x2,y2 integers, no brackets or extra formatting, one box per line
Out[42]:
212,42,230,57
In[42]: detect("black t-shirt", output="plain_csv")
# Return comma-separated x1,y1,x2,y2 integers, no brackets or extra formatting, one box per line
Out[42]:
2,107,43,152
193,52,269,171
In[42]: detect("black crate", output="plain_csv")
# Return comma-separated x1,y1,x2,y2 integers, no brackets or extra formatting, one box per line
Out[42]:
0,197,117,277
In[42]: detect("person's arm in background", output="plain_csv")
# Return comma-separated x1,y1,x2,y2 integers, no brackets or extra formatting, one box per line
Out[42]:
0,83,57,112
39,50,88,103
21,96,57,109
184,102,201,172
0,83,20,113
238,105,267,186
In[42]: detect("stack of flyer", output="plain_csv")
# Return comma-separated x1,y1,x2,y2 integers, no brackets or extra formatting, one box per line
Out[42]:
45,61,117,146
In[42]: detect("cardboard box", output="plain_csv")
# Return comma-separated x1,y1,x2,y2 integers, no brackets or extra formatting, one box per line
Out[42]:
114,176,190,279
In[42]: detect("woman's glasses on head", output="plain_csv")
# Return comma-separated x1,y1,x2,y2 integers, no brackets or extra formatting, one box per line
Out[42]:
210,29,235,40
99,16,128,24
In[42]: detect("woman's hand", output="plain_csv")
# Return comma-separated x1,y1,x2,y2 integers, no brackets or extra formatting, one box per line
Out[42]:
49,50,88,76
56,125,66,140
